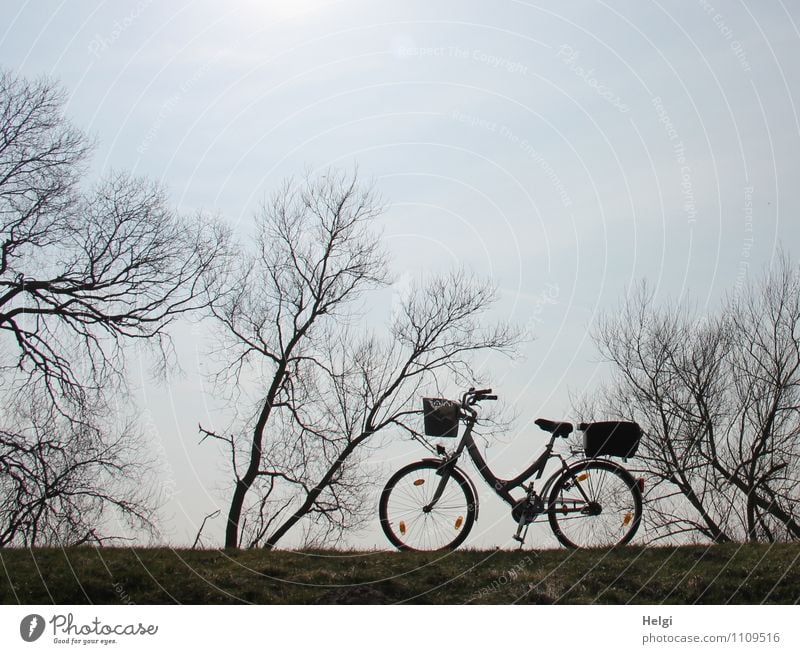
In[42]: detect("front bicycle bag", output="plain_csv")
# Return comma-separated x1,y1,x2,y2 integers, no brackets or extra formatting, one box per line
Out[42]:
582,421,641,458
422,398,460,438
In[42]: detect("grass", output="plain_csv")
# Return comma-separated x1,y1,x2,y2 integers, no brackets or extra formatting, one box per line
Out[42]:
1,543,798,604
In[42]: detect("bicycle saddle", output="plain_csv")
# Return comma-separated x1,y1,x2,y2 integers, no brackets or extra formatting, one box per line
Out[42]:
534,418,574,437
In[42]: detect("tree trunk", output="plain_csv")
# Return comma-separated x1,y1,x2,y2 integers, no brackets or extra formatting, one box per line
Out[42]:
224,363,288,547
711,458,800,538
225,480,250,548
746,490,758,542
677,478,731,543
263,432,370,549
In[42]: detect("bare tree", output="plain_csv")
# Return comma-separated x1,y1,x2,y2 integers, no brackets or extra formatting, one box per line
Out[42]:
592,257,800,544
725,255,800,541
204,170,520,548
0,69,230,544
204,169,388,548
1,70,229,406
0,387,156,546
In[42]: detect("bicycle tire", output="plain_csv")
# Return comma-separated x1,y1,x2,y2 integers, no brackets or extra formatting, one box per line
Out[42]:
547,459,642,549
379,460,476,551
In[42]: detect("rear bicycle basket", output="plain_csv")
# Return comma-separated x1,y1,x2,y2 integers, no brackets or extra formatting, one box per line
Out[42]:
422,398,460,438
582,421,642,458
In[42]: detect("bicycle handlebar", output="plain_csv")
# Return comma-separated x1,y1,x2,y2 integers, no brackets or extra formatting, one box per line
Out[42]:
461,387,497,407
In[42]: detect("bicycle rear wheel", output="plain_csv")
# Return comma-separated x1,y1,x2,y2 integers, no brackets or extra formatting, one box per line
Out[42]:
379,460,476,551
547,459,642,549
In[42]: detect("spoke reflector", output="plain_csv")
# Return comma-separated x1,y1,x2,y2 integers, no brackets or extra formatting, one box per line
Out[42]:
623,512,632,527
399,521,406,535
455,516,463,530
577,473,589,481
413,479,425,486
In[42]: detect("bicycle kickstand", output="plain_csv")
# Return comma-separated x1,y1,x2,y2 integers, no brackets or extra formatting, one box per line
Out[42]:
512,520,529,550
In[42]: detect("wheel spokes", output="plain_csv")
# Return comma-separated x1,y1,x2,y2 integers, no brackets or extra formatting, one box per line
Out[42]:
383,465,472,550
551,464,639,548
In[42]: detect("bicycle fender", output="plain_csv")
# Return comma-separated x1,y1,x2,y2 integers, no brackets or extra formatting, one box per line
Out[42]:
571,457,635,476
419,458,480,521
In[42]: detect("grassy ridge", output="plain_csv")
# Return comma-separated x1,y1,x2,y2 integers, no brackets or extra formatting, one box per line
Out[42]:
1,543,798,604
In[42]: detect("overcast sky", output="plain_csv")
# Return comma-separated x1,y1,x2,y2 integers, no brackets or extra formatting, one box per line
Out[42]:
3,0,799,548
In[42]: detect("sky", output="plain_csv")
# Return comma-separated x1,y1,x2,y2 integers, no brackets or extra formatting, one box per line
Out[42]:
2,0,799,549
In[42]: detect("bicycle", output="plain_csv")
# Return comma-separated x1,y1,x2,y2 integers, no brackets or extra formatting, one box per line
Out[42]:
379,387,644,551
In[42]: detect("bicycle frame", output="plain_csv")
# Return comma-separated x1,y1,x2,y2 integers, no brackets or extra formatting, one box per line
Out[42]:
426,403,574,512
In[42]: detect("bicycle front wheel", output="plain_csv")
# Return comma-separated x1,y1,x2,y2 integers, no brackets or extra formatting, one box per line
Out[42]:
547,459,642,549
379,460,476,552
